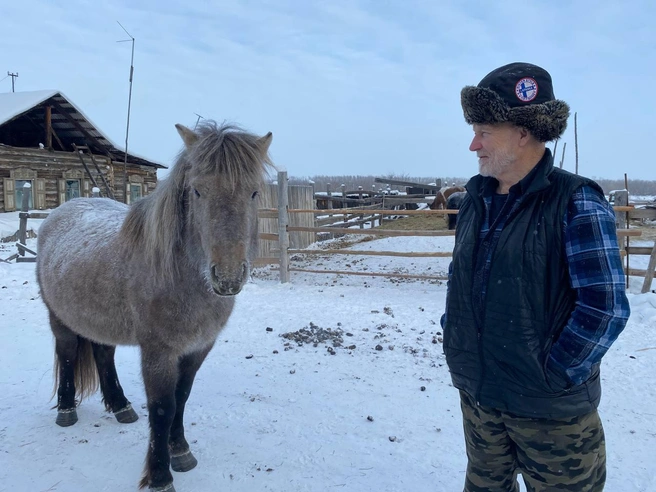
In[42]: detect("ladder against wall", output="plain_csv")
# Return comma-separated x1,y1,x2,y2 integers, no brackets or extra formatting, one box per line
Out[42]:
72,144,115,199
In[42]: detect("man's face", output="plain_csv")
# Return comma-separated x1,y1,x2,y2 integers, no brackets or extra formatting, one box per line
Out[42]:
469,123,520,178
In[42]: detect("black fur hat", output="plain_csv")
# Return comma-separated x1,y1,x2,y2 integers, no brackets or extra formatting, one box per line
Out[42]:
461,62,570,142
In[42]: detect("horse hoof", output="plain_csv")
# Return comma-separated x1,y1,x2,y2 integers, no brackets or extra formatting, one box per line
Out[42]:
56,409,78,427
149,484,176,492
114,404,139,423
171,450,198,472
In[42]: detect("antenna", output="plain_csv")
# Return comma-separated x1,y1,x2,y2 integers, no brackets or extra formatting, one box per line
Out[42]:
7,72,18,92
117,21,135,204
193,113,204,129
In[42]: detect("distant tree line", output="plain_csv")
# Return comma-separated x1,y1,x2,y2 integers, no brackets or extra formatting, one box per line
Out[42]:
286,174,656,197
592,178,656,196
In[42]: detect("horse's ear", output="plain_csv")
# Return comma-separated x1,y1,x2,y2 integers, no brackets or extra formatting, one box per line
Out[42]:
175,124,199,148
258,132,273,154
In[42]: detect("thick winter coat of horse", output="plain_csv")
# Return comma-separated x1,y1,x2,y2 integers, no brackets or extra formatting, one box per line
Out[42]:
446,191,466,230
429,185,465,210
36,122,273,491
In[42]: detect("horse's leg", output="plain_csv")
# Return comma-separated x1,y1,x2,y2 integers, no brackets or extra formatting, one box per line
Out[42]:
139,349,179,491
91,343,139,424
169,344,214,473
50,312,80,427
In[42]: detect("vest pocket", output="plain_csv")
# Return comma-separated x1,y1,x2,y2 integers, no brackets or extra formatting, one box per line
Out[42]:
544,362,573,393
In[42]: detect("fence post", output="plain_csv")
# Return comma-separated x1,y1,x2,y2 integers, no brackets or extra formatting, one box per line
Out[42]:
612,190,628,229
92,187,101,198
641,241,656,294
17,183,32,254
277,170,290,283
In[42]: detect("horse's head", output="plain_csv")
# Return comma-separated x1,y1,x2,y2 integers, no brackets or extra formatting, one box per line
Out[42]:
176,123,272,296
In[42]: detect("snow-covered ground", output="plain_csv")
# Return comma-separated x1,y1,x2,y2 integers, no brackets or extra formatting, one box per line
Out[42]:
1,217,655,491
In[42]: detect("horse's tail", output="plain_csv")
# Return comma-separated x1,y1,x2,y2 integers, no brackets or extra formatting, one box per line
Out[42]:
52,335,99,403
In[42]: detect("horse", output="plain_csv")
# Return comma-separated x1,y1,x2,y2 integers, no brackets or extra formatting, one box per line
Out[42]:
446,191,467,229
36,121,273,492
429,185,465,210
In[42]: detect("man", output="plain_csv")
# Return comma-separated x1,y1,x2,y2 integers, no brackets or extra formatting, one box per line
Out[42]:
442,62,630,491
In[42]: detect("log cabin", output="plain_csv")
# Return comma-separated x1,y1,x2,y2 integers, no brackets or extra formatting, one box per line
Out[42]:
0,90,164,212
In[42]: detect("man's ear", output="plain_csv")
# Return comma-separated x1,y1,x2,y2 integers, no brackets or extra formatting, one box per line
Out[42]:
517,127,532,147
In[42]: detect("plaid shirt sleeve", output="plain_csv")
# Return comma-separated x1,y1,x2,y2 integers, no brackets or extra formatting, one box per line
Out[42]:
547,185,631,387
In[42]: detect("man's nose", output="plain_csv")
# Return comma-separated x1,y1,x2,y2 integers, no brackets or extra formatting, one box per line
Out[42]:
469,135,482,152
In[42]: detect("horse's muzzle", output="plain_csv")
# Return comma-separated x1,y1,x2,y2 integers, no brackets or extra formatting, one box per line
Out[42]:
210,261,248,296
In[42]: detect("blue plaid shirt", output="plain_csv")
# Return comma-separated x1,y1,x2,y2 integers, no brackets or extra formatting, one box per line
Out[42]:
548,185,630,386
445,184,630,387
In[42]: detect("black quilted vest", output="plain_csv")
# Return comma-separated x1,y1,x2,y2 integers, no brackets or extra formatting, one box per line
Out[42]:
444,152,605,418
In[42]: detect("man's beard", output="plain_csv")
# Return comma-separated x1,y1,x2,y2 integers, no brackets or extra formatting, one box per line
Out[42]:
478,148,515,178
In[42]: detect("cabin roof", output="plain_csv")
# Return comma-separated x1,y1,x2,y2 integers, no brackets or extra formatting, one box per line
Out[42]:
0,90,166,169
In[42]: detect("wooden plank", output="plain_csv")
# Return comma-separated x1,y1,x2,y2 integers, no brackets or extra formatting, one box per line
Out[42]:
45,106,52,149
0,253,19,263
27,212,49,219
252,257,279,267
373,177,440,190
629,209,656,220
73,144,99,188
628,267,656,277
288,226,455,237
627,246,654,255
16,257,37,263
259,208,455,216
641,242,656,293
50,99,109,152
259,233,279,241
277,170,290,283
288,249,452,258
616,229,642,237
287,267,447,281
50,126,65,151
376,197,434,204
16,242,37,256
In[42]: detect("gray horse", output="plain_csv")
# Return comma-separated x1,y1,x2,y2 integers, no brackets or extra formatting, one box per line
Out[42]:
36,122,273,492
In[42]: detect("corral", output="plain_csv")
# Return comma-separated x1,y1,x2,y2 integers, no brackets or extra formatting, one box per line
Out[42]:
3,172,656,294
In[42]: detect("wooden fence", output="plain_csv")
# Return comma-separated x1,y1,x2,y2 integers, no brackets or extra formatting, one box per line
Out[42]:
260,173,656,292
257,183,314,262
5,175,656,294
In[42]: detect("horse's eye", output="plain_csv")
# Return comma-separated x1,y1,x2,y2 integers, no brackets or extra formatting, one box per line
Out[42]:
251,191,259,199
193,188,201,198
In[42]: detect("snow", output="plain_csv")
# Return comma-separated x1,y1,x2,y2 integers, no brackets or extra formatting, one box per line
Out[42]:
1,222,656,491
0,90,163,167
0,90,59,126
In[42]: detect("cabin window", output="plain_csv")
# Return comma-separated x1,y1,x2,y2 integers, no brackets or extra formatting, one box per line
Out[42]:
130,183,143,203
15,180,33,209
66,180,81,201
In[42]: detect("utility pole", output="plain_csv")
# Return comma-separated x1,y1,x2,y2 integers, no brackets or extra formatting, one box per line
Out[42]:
7,72,18,92
574,112,579,175
117,21,135,204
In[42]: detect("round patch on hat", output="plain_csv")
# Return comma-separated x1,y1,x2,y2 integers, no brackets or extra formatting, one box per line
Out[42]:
515,77,538,102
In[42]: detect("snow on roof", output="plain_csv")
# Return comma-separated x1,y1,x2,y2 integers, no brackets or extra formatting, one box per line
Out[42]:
0,90,165,168
0,90,59,125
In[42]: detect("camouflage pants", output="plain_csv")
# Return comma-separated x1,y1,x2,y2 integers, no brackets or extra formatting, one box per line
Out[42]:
459,391,606,492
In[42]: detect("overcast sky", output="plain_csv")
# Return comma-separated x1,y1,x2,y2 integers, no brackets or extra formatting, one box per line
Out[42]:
3,0,654,181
